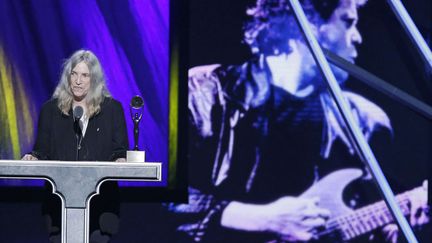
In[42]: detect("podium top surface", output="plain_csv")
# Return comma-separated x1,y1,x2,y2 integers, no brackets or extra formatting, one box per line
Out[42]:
0,159,160,167
0,160,163,207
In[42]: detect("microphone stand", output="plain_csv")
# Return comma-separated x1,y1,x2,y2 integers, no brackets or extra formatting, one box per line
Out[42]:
74,119,83,161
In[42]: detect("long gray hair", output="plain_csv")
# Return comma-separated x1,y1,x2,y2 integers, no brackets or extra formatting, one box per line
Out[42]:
53,49,111,117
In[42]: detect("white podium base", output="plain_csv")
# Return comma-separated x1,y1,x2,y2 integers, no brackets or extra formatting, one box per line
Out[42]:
126,151,146,162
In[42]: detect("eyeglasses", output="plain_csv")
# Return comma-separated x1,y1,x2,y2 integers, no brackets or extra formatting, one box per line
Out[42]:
70,71,91,81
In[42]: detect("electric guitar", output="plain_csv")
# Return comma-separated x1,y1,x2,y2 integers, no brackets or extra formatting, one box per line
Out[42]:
297,168,425,241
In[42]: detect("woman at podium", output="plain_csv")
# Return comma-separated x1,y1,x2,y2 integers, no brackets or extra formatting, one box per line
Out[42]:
22,49,128,162
22,49,128,243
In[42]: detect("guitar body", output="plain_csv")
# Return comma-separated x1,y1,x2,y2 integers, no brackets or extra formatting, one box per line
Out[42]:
299,168,374,242
298,168,420,242
301,168,363,218
233,168,419,242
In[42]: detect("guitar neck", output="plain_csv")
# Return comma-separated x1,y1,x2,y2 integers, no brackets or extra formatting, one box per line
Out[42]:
322,190,414,241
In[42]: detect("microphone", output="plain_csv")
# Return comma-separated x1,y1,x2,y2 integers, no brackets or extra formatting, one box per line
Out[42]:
73,106,84,160
73,106,83,137
73,106,84,121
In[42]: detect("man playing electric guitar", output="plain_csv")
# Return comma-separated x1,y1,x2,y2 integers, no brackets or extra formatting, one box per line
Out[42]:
166,0,430,242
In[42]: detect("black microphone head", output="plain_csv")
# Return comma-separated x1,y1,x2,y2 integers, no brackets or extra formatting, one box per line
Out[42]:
73,106,84,120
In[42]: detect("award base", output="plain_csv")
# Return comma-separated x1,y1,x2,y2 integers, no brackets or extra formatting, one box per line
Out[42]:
126,150,146,162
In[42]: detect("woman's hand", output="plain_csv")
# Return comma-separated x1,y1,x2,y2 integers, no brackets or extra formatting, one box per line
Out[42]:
22,154,38,160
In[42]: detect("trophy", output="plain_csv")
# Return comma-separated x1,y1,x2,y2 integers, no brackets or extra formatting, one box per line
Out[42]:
130,95,144,150
127,95,146,162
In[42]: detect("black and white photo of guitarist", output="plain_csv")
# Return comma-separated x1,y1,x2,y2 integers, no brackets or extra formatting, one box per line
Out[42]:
167,0,430,242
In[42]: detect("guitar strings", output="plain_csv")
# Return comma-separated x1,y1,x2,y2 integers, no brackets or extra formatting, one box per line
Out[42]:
314,194,411,239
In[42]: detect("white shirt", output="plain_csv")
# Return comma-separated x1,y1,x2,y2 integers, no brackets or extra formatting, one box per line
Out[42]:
79,113,89,137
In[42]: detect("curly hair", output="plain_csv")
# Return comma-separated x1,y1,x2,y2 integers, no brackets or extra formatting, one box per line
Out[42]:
244,0,366,55
52,49,111,117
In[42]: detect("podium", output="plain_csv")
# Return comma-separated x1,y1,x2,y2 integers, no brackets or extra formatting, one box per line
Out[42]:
0,160,161,243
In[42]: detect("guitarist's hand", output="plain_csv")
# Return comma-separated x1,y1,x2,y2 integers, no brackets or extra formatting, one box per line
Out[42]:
381,224,398,243
269,197,330,242
408,180,429,227
380,180,429,243
221,196,330,242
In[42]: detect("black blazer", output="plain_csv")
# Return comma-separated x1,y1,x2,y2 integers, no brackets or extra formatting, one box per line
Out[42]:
32,97,128,161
